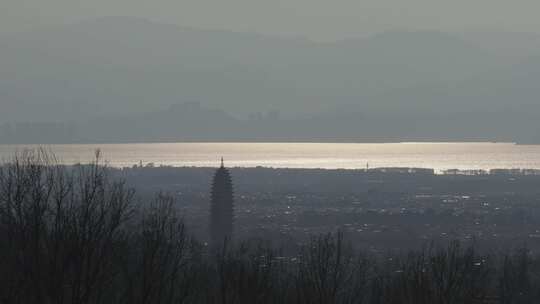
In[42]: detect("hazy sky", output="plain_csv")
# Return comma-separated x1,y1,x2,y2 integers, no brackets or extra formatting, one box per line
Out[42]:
3,0,540,40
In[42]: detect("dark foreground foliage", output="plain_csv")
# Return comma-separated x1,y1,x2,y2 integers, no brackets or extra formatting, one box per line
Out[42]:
0,150,539,304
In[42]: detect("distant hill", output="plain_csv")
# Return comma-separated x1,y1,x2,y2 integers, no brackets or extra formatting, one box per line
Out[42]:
0,17,539,142
458,31,540,58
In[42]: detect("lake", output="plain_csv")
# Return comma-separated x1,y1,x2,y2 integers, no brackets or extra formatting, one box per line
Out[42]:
0,142,539,172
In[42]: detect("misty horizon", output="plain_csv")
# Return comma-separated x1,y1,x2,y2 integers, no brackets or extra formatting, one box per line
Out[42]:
4,0,540,40
1,16,540,143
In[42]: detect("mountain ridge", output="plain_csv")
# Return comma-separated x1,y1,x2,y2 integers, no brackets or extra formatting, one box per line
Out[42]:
0,17,539,142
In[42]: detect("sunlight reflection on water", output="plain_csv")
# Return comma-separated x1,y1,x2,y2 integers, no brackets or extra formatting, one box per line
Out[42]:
0,142,539,172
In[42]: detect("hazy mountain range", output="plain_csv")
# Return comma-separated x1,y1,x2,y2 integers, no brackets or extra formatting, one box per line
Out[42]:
1,16,539,143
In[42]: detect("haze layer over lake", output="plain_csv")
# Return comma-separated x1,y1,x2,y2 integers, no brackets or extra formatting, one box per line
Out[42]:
1,142,539,172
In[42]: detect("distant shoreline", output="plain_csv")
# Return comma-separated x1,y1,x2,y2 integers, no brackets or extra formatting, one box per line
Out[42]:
1,142,538,173
0,140,521,146
122,165,540,176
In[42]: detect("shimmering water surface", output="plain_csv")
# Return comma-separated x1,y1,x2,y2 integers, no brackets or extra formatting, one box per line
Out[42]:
0,142,539,172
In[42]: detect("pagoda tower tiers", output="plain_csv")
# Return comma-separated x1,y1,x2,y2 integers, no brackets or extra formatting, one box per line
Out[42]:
209,158,234,247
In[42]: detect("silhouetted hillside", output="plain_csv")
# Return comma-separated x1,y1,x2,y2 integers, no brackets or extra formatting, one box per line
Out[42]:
2,150,540,303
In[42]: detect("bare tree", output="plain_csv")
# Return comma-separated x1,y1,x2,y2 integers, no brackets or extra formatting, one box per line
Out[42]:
373,242,491,304
499,248,540,304
0,149,133,304
295,231,370,304
119,193,198,304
